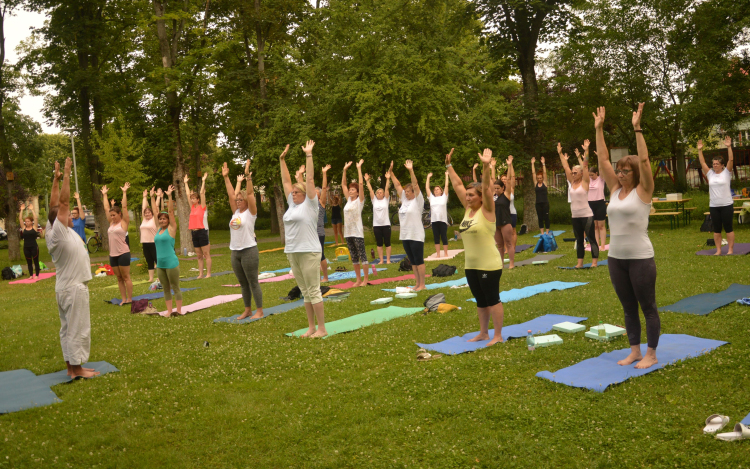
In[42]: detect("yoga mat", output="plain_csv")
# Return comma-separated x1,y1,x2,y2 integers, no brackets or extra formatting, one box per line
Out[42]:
259,273,295,283
467,281,588,303
585,244,609,251
330,274,430,289
155,294,243,317
425,249,464,261
8,272,56,284
696,243,750,256
382,277,468,293
416,314,587,355
181,270,235,282
515,244,533,253
286,306,424,338
259,246,285,253
214,300,305,324
558,259,609,269
534,230,565,238
742,412,750,426
658,284,750,316
104,279,151,289
178,254,225,261
326,268,386,281
1,362,118,414
370,254,407,265
536,334,728,392
130,257,140,262
261,267,292,274
514,255,564,267
107,288,198,305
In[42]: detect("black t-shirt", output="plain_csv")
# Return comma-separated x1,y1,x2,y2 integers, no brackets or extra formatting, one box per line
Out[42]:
21,228,39,249
535,183,548,204
495,195,512,227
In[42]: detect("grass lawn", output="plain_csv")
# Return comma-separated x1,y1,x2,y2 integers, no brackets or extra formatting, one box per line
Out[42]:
1,197,750,467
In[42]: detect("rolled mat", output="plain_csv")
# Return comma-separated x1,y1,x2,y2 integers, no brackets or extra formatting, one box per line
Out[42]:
557,259,608,269
696,243,750,256
9,272,56,284
533,230,565,238
515,244,534,253
425,250,464,261
330,274,431,290
416,314,587,355
370,254,406,265
0,361,118,414
286,306,424,338
107,288,198,305
382,277,467,293
214,300,305,324
514,255,564,267
155,294,243,317
657,284,750,316
181,271,235,282
536,334,728,392
466,281,588,303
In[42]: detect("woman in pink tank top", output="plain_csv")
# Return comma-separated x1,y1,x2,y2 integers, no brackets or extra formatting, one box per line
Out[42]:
102,183,133,305
184,172,212,279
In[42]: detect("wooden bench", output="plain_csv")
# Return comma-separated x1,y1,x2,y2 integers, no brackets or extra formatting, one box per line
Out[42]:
650,211,681,229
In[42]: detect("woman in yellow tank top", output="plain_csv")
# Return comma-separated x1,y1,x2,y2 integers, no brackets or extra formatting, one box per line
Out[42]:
446,148,505,346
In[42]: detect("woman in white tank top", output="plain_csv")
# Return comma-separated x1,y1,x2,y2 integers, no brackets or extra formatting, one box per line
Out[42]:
595,103,660,370
558,141,599,267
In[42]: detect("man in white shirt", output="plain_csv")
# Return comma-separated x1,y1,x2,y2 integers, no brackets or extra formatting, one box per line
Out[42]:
47,159,99,379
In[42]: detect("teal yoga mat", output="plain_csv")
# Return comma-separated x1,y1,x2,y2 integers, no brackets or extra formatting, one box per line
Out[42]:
658,284,750,316
214,300,305,324
286,306,424,338
466,281,588,303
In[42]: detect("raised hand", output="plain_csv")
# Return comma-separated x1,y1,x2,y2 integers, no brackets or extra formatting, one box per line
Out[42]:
427,172,433,178
388,161,394,174
244,159,251,174
404,160,414,170
561,153,569,162
574,148,581,158
507,155,513,165
121,182,130,192
301,140,315,156
364,173,371,182
724,135,732,148
445,148,453,165
445,171,449,178
632,102,644,129
143,189,148,198
150,187,156,197
183,174,189,184
222,162,229,177
472,163,478,170
247,172,252,180
697,140,704,151
54,161,61,180
593,106,605,130
478,148,492,165
356,159,364,169
156,188,163,197
557,142,563,155
202,171,209,182
541,157,545,164
322,164,331,173
237,174,245,183
582,139,590,151
19,203,25,211
101,185,109,195
166,185,175,196
279,144,290,160
344,161,353,170
531,157,536,164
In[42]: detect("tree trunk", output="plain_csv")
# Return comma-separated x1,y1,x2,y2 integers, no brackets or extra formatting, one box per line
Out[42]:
273,185,285,239
0,8,20,261
518,50,540,233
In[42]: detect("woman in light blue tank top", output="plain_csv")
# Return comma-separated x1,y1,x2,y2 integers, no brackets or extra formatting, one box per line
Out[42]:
155,186,181,316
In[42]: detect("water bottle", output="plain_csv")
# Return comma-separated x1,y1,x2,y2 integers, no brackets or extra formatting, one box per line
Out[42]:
371,248,376,260
526,330,535,351
454,231,458,241
598,321,606,338
183,247,187,256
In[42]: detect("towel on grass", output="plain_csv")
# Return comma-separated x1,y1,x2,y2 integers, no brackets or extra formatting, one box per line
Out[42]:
181,271,235,282
695,243,750,256
370,254,406,265
326,268,386,281
513,255,564,267
425,250,464,261
557,259,608,269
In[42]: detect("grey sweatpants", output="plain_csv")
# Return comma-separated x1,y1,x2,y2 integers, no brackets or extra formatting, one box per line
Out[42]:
157,266,182,301
231,246,263,309
57,283,91,366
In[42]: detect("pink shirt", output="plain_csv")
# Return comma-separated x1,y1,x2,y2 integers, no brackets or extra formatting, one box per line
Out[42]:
140,217,157,243
570,184,593,218
189,205,206,230
588,177,605,201
108,223,130,256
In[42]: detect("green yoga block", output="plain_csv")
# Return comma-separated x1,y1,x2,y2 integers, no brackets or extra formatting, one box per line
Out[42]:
337,255,349,261
552,321,586,334
585,324,627,341
370,297,393,305
395,292,418,299
532,260,549,265
532,334,563,347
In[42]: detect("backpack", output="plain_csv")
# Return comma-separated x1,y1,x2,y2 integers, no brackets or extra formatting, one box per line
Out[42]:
130,299,150,314
399,257,412,272
518,224,528,235
700,215,712,232
284,286,302,301
2,267,15,280
424,293,446,312
533,233,558,253
432,264,457,277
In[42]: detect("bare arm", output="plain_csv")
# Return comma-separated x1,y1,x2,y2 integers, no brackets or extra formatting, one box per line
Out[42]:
74,192,84,219
444,172,449,198
725,135,734,173
356,159,365,202
221,162,238,213
279,145,292,198
472,163,478,183
405,160,419,196
57,159,73,228
696,140,709,175
593,107,619,191
165,185,177,237
581,155,590,192
19,203,25,228
390,163,403,197
142,189,149,217
531,157,536,178
101,185,111,213
341,161,351,195
445,149,467,209
50,162,61,214
302,140,316,199
632,103,654,200
542,157,547,184
425,172,432,197
234,175,244,196
558,144,573,183
150,188,158,218
365,173,376,199
200,172,208,208
384,164,392,196
183,174,191,204
246,172,258,216
505,156,515,198
321,165,330,205
120,183,130,227
478,149,495,221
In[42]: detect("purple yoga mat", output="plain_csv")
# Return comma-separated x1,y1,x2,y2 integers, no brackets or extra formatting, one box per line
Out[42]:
696,243,750,256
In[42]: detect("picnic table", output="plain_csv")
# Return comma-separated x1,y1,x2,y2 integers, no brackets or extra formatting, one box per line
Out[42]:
652,198,695,225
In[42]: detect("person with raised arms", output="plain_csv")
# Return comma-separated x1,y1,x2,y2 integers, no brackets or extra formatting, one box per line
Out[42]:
70,192,86,242
530,156,550,235
365,162,393,264
499,166,518,245
18,201,41,279
102,181,133,305
280,142,327,338
140,187,159,282
426,171,450,258
581,144,608,250
317,165,331,282
330,194,344,247
222,160,264,320
447,148,504,346
154,185,182,317
558,142,599,268
389,160,427,291
498,158,517,266
184,172,212,278
698,136,735,255
595,103,659,369
493,156,516,269
341,159,369,287
47,159,99,378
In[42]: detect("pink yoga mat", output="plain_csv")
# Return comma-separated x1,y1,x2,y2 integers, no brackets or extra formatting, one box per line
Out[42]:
9,272,56,285
258,273,295,283
425,249,464,261
329,274,430,289
156,294,242,317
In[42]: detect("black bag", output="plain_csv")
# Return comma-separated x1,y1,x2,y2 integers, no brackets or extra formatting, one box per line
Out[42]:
284,286,302,300
424,293,446,312
518,224,528,235
706,239,715,247
700,215,712,232
431,264,457,277
2,267,15,280
399,257,412,272
320,286,330,295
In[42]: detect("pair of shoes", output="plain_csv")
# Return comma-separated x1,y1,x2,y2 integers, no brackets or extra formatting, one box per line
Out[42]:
704,414,750,441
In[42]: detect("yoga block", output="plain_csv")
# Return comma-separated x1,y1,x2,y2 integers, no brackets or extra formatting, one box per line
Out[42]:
337,255,349,261
533,334,563,347
395,292,418,299
666,193,682,201
553,321,586,333
370,297,393,305
585,324,626,341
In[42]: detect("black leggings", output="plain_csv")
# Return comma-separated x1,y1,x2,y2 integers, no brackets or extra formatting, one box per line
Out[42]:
608,257,660,349
709,205,734,234
373,225,392,247
142,242,157,270
24,246,40,276
536,203,550,230
431,221,448,245
572,216,598,259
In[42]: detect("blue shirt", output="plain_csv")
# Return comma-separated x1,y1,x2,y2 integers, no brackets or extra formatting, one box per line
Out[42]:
71,217,86,242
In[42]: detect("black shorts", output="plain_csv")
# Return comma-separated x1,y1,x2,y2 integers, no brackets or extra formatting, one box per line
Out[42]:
402,240,424,266
191,229,210,248
431,221,448,245
331,218,342,225
319,235,326,261
142,242,157,270
510,214,518,228
373,225,392,247
466,268,503,308
710,205,734,234
109,252,131,268
589,200,607,221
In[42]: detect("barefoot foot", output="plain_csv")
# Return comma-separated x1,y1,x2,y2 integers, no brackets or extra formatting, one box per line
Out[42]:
617,351,643,366
300,328,316,338
237,311,253,320
251,310,264,319
634,353,658,369
468,333,490,342
70,369,101,379
310,329,328,339
485,335,504,346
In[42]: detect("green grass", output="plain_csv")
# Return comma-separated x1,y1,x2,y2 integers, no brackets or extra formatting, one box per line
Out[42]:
1,199,750,467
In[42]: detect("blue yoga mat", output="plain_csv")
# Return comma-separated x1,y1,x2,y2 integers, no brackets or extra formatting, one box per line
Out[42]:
558,259,609,269
214,300,305,324
466,281,588,303
130,257,140,262
658,284,750,316
742,412,750,426
537,334,728,392
0,361,118,414
370,254,406,265
261,267,292,274
534,230,565,238
382,277,468,293
416,314,587,355
182,270,235,282
327,268,386,281
107,288,198,305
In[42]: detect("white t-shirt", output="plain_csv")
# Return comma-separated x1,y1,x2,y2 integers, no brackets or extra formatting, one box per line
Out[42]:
372,196,390,227
509,193,517,215
428,193,449,224
399,191,425,242
707,168,733,207
283,193,321,253
229,208,257,250
46,219,92,292
343,197,365,238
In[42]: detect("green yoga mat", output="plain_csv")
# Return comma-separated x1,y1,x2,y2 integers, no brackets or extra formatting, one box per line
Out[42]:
286,306,424,338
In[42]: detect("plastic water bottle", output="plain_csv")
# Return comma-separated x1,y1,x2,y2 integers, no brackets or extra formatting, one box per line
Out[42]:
454,231,458,240
371,248,376,260
598,321,606,338
526,330,535,351
183,247,187,256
